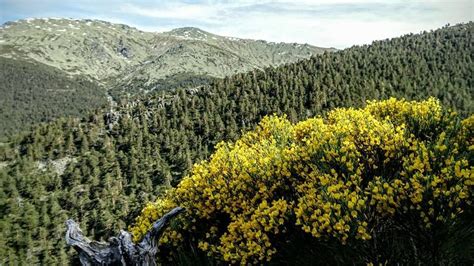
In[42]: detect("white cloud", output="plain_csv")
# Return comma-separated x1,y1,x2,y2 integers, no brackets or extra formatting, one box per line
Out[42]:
119,3,220,22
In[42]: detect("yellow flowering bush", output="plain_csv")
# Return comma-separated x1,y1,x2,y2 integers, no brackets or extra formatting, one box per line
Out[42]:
130,98,473,264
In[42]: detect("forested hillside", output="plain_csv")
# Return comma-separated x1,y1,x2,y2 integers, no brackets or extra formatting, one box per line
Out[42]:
0,18,331,137
0,57,107,140
131,98,473,265
0,23,472,264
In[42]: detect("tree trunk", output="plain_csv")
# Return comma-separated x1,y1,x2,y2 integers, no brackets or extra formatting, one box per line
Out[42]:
65,207,184,266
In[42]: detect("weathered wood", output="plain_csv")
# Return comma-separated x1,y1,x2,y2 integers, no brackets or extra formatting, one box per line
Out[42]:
66,207,185,266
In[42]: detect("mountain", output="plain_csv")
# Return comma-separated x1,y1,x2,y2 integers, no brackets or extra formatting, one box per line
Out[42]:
116,26,332,94
0,18,333,137
0,18,332,90
0,23,472,265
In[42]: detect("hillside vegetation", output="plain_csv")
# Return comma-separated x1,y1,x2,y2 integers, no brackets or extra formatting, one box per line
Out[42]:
131,98,473,264
0,18,332,136
0,23,472,264
0,57,107,139
0,18,330,89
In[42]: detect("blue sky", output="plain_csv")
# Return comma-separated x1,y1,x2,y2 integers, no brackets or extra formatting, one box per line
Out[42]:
1,0,472,48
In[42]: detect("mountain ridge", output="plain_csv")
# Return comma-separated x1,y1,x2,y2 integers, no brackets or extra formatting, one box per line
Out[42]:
0,17,334,136
0,18,334,88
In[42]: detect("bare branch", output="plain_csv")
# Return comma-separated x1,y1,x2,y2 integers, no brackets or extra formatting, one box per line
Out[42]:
66,207,185,266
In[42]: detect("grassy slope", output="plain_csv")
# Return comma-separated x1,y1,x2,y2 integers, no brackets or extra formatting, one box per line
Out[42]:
0,57,107,139
0,19,332,88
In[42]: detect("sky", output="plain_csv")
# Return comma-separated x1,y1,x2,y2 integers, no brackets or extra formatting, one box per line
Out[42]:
0,0,472,48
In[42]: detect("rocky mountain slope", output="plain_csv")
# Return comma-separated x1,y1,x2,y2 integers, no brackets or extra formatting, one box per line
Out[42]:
0,18,333,90
0,18,333,137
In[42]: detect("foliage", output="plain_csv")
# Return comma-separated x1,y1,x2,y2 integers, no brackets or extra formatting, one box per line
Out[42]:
131,98,473,264
0,23,472,264
109,72,215,99
0,57,107,139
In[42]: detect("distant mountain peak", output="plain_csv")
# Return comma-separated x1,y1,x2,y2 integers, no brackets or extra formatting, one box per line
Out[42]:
171,26,206,33
0,17,332,86
166,27,214,40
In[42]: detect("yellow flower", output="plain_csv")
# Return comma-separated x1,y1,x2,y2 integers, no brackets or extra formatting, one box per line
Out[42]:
129,98,472,264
